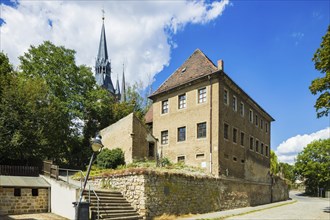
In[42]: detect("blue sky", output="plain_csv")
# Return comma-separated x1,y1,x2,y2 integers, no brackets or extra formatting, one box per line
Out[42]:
1,0,329,163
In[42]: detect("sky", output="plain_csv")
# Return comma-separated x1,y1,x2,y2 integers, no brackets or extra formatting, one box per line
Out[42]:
0,0,329,164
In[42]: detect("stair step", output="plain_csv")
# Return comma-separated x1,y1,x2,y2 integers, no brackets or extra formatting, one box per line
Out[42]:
88,197,127,201
91,206,135,211
100,212,140,218
101,215,142,220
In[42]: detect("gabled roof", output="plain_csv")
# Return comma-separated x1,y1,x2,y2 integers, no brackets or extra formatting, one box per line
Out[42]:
145,105,153,124
150,49,217,98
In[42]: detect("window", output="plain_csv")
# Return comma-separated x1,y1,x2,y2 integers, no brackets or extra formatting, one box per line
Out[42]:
255,115,258,126
161,100,168,114
196,153,205,159
197,122,207,138
198,87,206,103
250,137,254,150
224,123,229,140
224,89,229,105
265,146,269,157
232,96,237,111
233,128,237,143
161,130,168,145
233,157,237,162
249,109,253,123
266,122,269,133
240,132,245,146
260,119,263,129
255,140,259,153
177,156,185,163
261,143,264,155
32,188,38,197
240,102,244,116
178,127,186,142
14,188,21,197
178,94,186,109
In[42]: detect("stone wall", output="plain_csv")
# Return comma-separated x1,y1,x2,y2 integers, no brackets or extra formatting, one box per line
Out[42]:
272,176,289,202
96,171,288,219
0,187,48,215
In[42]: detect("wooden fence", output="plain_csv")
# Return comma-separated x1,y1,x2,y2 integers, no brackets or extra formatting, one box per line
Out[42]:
42,160,59,180
0,165,39,177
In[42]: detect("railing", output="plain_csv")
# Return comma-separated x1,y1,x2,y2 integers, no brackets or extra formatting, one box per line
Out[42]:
0,165,39,176
89,185,100,220
43,160,59,180
58,168,85,190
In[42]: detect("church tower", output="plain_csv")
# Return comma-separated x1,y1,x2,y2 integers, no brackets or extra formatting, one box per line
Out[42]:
95,15,115,95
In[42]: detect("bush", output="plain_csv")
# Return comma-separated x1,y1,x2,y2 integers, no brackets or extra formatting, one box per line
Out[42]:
96,148,125,169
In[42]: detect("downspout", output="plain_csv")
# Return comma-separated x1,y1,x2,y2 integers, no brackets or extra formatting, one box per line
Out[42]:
208,75,213,174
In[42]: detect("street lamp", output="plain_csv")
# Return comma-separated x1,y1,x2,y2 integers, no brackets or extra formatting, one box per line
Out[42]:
74,133,103,220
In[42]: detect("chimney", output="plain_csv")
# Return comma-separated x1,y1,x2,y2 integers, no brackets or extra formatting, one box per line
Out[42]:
217,59,224,71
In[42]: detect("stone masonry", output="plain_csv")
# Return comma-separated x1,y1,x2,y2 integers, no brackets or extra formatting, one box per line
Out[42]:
0,187,48,215
92,171,288,219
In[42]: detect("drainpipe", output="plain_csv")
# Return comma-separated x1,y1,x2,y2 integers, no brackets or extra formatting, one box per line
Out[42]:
208,75,213,174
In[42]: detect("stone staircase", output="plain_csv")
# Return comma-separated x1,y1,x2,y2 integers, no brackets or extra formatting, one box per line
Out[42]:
83,190,142,220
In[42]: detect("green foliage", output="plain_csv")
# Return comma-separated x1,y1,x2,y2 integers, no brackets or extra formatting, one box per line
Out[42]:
279,162,296,183
295,139,330,195
310,25,330,118
270,150,279,174
96,148,125,169
160,157,172,167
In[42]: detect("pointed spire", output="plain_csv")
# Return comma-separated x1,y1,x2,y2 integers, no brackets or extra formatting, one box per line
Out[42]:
97,18,108,61
115,73,121,96
121,63,126,102
95,11,115,94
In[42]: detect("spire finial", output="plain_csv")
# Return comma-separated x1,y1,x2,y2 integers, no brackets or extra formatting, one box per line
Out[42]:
102,9,105,21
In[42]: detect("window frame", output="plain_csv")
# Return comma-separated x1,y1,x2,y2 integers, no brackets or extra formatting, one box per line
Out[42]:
240,102,244,117
178,94,186,109
249,136,254,151
240,132,245,146
233,128,237,143
161,100,168,114
198,87,207,104
232,95,237,112
177,126,186,142
255,139,259,153
249,109,253,123
224,123,229,140
197,122,207,139
161,130,168,145
224,88,229,105
177,155,185,163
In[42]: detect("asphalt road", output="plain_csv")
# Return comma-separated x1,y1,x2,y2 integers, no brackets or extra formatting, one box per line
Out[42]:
226,191,330,220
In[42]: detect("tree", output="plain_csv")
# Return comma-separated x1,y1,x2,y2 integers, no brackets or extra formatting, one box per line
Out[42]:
270,150,279,175
278,162,296,183
310,25,330,118
0,42,115,167
295,139,330,195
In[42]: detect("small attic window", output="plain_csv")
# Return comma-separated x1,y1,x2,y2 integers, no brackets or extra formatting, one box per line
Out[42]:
181,67,186,73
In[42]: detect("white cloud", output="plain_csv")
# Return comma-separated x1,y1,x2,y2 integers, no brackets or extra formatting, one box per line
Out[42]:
291,32,304,46
276,127,330,164
0,0,229,87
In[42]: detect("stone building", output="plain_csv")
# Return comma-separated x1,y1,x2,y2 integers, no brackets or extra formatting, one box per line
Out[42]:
148,49,274,182
0,176,50,215
100,113,157,163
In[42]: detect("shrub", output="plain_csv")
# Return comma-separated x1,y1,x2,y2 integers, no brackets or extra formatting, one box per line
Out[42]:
96,148,125,169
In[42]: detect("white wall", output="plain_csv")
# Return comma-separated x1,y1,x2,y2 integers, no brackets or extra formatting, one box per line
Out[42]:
42,176,79,219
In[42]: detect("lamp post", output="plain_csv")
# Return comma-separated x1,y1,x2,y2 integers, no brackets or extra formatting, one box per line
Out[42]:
74,133,103,220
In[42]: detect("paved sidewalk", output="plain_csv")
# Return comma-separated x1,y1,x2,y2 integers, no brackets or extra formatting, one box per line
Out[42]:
178,199,296,220
1,213,68,220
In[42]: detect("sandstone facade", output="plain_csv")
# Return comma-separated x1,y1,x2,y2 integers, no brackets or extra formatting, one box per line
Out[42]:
0,187,48,215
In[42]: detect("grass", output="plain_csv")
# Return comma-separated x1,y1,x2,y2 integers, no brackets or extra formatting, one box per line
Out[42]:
71,160,211,180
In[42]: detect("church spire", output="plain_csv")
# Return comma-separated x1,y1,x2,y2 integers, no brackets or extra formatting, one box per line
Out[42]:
95,12,115,94
115,73,121,99
121,63,126,102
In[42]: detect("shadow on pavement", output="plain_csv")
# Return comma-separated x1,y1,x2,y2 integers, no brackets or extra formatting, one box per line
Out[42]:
323,207,330,213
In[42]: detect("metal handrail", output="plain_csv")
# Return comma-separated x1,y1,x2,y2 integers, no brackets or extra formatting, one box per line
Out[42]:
58,168,85,190
89,185,100,220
